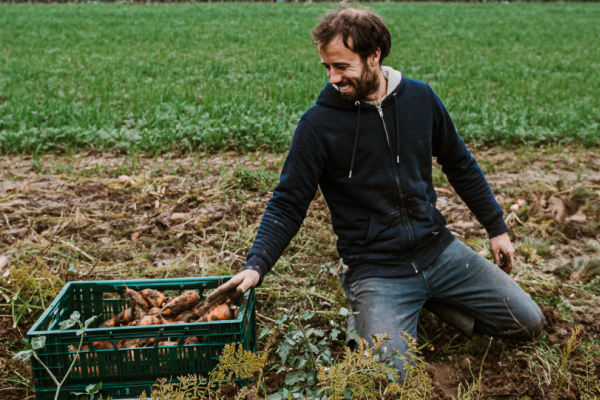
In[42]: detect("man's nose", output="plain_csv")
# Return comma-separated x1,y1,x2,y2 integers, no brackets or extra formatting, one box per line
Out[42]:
329,69,342,85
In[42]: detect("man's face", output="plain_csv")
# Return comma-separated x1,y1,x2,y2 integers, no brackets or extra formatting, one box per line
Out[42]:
318,35,380,103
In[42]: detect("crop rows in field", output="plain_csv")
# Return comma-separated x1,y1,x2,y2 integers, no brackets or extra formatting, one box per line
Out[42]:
0,3,599,154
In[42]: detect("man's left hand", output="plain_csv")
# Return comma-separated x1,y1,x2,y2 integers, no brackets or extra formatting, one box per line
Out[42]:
489,232,515,274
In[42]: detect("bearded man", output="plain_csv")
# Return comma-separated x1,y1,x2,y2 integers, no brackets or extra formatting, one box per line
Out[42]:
214,6,544,376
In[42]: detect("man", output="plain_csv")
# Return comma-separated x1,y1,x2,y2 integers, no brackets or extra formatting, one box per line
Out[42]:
215,6,544,374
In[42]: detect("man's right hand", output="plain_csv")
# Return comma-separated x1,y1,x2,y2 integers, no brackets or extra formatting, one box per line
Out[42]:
209,269,260,300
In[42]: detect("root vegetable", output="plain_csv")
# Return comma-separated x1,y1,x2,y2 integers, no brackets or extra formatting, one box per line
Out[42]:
138,315,163,326
123,339,147,348
141,289,167,308
92,342,113,350
184,336,200,345
161,290,200,317
114,308,134,325
121,281,150,310
205,304,231,321
175,311,196,323
100,319,116,328
147,307,161,316
192,288,241,319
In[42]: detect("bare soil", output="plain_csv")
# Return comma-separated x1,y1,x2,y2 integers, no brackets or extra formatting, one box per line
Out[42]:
1,144,599,398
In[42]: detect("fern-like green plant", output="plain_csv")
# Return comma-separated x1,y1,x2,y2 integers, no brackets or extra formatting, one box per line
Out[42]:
574,339,600,400
318,333,432,400
139,343,267,400
555,325,581,400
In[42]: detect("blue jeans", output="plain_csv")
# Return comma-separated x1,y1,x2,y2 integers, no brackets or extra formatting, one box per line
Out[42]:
341,238,544,375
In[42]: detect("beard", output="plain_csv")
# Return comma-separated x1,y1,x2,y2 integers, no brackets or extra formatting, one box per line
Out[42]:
338,61,381,103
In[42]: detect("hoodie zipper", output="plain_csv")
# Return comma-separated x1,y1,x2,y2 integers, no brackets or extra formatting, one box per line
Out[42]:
376,106,418,274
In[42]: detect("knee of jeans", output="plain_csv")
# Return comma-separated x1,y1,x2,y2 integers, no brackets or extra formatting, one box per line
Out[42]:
528,306,546,338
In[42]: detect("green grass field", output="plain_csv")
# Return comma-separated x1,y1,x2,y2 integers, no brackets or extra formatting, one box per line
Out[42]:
0,3,599,154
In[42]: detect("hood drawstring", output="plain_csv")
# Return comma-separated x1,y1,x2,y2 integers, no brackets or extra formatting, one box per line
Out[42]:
349,101,361,178
393,93,400,164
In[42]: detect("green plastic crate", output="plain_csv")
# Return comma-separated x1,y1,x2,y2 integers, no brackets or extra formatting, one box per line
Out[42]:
27,277,256,400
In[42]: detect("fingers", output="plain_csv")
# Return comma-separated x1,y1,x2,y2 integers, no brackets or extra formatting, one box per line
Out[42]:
492,248,501,267
208,275,243,299
237,270,260,294
504,249,515,275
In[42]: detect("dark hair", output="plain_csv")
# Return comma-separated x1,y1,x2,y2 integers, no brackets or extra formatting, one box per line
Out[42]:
312,6,391,65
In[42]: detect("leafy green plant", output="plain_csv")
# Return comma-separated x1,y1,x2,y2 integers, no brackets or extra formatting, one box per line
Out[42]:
574,339,600,399
318,333,432,400
263,310,350,400
71,382,104,400
13,311,98,400
554,325,581,400
139,343,267,400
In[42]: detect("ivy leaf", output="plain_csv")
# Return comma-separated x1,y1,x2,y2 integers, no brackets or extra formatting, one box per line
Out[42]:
267,392,283,400
259,327,273,340
277,341,293,365
312,329,325,337
84,316,98,328
331,328,340,340
13,349,34,362
347,330,360,342
285,370,305,386
21,338,32,350
339,307,349,316
86,382,102,395
386,372,398,383
59,319,77,331
301,311,315,320
31,336,46,350
306,369,315,386
343,388,353,399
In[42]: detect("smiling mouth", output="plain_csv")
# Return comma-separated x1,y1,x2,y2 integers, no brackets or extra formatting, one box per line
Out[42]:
339,85,351,92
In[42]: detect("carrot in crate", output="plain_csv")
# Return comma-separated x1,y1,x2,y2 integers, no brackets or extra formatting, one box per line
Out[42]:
161,290,200,317
141,289,167,308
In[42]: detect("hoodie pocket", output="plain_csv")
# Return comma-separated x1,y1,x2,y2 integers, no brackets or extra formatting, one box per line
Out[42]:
407,201,447,242
363,210,403,246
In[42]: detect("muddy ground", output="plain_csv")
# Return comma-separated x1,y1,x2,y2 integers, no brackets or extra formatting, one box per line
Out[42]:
1,144,599,399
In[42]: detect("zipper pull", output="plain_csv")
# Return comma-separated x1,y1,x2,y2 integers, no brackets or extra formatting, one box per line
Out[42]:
377,106,383,118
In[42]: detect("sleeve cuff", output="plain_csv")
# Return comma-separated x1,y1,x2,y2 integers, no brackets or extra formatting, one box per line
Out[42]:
243,255,269,287
484,214,510,239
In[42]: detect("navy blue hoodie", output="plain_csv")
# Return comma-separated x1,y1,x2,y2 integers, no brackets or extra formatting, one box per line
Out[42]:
244,75,509,284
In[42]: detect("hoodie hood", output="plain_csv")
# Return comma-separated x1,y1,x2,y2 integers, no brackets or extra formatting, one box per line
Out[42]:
316,67,405,111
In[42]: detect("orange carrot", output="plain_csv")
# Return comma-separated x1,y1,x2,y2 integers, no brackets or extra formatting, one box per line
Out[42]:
205,304,232,321
121,281,150,310
138,315,163,326
161,290,200,317
141,289,167,308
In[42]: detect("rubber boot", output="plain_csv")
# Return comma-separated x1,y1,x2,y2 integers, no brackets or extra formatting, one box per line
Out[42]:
423,300,475,339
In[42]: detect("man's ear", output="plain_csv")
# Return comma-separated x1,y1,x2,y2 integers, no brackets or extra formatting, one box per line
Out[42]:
368,48,381,67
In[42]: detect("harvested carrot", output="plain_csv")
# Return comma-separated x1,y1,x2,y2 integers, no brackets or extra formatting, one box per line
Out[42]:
174,311,196,323
121,281,150,310
205,304,232,321
100,319,116,328
161,290,200,317
141,289,167,308
138,315,162,326
147,307,161,316
114,308,134,325
184,336,200,345
92,342,113,350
